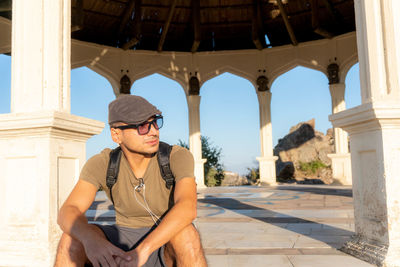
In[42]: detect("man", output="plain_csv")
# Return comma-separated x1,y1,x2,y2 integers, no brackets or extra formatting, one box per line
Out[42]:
55,95,207,267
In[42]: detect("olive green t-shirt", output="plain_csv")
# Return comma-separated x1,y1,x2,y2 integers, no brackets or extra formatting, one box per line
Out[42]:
80,145,195,228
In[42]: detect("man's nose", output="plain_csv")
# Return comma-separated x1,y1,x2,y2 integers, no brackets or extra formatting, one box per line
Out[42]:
148,122,159,135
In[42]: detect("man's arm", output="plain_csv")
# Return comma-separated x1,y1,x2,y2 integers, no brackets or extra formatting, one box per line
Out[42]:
123,177,197,266
58,180,98,239
58,180,130,267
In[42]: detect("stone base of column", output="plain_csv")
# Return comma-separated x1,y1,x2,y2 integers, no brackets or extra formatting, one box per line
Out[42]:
256,156,279,185
0,111,104,266
339,235,388,266
327,153,352,185
195,159,207,188
330,102,400,267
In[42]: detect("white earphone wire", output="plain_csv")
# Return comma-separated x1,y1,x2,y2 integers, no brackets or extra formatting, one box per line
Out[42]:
133,183,160,225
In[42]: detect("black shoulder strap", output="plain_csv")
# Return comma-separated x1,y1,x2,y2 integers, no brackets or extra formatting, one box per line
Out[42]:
157,142,174,189
106,142,174,205
106,146,122,204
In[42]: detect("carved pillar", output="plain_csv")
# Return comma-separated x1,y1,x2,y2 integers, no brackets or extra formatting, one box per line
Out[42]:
330,1,400,266
187,76,206,188
0,1,104,266
255,75,278,185
327,64,352,185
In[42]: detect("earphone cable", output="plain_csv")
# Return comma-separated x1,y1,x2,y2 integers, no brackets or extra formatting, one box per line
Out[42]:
133,185,160,225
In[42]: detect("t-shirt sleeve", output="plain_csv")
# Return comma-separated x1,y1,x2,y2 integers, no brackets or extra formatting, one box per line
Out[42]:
79,149,109,189
169,146,195,182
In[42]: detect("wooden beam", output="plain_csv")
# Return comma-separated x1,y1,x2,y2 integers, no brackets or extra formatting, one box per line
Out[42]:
118,0,136,36
311,0,334,38
0,0,11,12
122,0,142,50
252,0,265,50
157,0,177,52
276,0,298,46
320,0,343,23
71,0,84,32
191,0,201,52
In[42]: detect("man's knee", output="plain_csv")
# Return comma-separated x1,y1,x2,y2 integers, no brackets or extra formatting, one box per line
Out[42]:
166,224,207,266
55,233,87,267
57,233,85,258
169,224,203,254
55,225,105,265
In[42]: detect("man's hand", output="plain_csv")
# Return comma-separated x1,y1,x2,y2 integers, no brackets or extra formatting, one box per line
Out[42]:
115,248,149,267
82,234,131,267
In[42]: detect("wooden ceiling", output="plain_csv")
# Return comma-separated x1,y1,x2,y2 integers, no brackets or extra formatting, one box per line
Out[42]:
0,0,356,52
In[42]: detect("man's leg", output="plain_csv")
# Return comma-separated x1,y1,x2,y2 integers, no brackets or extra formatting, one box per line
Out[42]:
164,224,207,267
54,224,106,267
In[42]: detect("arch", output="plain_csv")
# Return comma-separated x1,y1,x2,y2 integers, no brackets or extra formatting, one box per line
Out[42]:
0,54,11,114
340,53,358,83
270,66,331,147
201,66,257,91
0,17,11,54
344,63,361,109
70,66,117,157
200,72,260,176
0,16,11,25
131,73,189,145
85,63,120,96
269,59,327,89
71,59,92,70
132,66,187,95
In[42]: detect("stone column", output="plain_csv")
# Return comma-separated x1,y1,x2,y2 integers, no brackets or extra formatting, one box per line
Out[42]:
327,79,352,185
0,1,104,266
255,76,278,185
330,1,400,266
187,87,206,188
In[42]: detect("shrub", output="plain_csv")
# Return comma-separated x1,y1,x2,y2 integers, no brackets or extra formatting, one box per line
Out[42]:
298,160,328,174
245,167,259,184
178,136,224,186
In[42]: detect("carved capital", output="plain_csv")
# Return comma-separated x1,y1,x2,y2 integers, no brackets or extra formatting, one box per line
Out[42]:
256,75,269,92
327,63,340,84
189,76,200,95
119,74,132,94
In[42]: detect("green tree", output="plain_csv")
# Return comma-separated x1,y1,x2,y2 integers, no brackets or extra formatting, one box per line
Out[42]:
178,136,224,186
245,167,260,185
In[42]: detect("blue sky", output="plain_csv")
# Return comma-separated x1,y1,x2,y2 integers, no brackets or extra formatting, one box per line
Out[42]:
0,54,361,175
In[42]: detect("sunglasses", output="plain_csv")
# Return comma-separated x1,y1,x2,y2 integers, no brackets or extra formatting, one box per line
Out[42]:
114,115,164,135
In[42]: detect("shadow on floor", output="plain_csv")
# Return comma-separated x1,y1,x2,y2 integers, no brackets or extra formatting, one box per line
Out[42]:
198,195,354,246
280,186,353,197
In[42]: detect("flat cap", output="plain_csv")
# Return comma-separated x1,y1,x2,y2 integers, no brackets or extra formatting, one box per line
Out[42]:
108,95,161,125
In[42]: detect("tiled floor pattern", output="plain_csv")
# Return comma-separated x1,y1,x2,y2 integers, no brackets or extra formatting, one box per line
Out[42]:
87,185,374,267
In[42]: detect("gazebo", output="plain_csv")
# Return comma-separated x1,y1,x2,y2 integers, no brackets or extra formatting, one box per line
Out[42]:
0,0,399,266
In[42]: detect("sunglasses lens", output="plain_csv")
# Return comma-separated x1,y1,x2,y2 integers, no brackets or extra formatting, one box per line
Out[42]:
135,117,163,135
155,117,163,129
137,122,150,135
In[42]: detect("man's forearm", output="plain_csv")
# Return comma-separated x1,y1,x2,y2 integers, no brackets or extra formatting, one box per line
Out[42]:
58,205,98,245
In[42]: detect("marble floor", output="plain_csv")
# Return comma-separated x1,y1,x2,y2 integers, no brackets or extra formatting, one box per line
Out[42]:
87,185,374,267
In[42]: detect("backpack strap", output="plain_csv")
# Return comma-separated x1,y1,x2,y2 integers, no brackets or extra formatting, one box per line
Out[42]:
106,142,174,205
157,142,174,189
106,146,122,204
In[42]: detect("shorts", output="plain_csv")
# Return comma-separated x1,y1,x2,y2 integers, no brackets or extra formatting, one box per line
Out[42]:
93,224,166,267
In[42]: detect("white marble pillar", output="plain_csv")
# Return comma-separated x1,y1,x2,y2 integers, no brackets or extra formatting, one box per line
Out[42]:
330,1,400,266
0,1,104,266
187,95,206,188
256,91,278,185
327,83,352,185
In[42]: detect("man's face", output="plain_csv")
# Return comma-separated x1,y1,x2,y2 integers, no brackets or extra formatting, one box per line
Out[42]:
111,116,160,155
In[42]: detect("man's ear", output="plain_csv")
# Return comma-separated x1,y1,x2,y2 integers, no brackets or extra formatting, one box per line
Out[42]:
110,128,121,144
